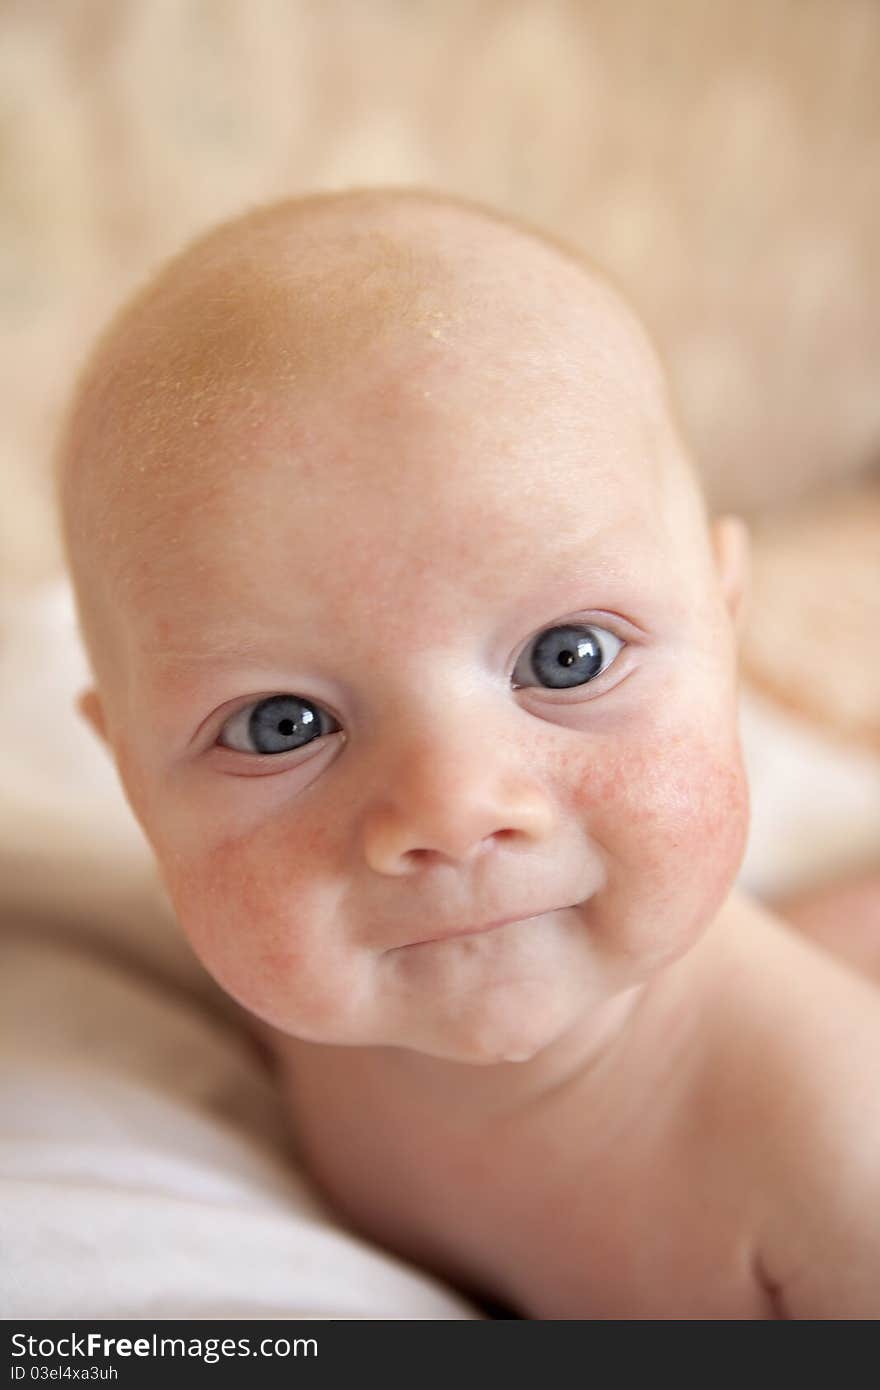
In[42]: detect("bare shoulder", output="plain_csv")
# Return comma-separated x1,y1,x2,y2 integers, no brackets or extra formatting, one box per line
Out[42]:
699,889,880,1059
699,892,880,1318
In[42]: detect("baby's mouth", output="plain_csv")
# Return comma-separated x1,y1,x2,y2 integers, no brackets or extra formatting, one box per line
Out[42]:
399,904,576,951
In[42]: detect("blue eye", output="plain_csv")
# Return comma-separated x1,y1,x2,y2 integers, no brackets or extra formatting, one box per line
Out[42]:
512,623,624,690
219,694,339,755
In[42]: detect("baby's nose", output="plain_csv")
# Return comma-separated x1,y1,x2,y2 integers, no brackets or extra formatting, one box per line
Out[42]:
360,732,557,876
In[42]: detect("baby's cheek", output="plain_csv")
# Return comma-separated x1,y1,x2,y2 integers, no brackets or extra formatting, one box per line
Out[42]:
570,731,749,931
155,824,350,1034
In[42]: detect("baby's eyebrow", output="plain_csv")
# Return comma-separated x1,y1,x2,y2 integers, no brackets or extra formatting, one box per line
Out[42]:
138,563,658,661
130,624,306,691
129,548,669,692
139,638,266,662
132,598,316,663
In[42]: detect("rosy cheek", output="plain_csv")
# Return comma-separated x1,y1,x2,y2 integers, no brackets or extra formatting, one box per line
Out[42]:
158,826,322,1019
568,731,749,932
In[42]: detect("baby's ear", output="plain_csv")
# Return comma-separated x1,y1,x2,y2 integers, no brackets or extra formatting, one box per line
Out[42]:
77,688,108,744
710,515,749,629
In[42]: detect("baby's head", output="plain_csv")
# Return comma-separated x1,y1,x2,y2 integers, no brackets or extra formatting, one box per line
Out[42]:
58,190,749,1065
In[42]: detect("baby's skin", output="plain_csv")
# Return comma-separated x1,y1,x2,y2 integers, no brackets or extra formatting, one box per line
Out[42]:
58,191,880,1318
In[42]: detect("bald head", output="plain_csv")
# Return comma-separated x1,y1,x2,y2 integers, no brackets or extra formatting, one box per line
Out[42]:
61,186,672,439
57,188,701,691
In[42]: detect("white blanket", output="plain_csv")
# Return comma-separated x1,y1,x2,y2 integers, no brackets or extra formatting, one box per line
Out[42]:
2,583,878,1318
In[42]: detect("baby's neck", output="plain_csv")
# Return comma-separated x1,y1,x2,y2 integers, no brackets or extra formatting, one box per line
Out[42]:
366,980,661,1122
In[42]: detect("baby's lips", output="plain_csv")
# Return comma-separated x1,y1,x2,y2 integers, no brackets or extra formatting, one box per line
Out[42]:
398,901,581,950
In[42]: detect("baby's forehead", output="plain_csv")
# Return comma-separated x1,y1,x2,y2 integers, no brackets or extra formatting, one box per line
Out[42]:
79,194,665,433
61,197,703,663
109,374,687,665
97,246,663,493
98,314,668,565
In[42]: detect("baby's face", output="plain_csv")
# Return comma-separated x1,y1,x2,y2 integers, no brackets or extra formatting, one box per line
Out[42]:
80,260,748,1066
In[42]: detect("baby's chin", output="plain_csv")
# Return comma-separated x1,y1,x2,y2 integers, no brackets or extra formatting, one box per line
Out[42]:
384,976,597,1067
242,968,587,1066
253,988,572,1066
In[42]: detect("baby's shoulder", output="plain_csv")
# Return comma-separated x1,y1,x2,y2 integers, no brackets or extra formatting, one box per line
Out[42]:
699,891,879,1092
693,895,880,1316
693,893,879,1135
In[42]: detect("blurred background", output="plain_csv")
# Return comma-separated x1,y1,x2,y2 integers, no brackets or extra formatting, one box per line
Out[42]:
1,0,878,757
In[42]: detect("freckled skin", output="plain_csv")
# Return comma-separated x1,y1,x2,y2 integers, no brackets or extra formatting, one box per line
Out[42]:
60,193,880,1319
185,736,745,1047
147,642,749,1060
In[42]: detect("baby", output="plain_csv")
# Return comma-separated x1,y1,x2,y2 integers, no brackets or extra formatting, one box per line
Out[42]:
57,189,880,1319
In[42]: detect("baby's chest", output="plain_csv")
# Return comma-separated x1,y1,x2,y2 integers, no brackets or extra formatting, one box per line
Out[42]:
317,1097,772,1319
419,1127,774,1318
280,1042,775,1318
501,1156,774,1318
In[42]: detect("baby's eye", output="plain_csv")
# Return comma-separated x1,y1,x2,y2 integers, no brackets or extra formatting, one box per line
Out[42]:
218,694,340,755
512,623,624,690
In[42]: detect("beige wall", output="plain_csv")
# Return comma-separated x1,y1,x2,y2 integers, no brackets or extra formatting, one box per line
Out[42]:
2,0,878,588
